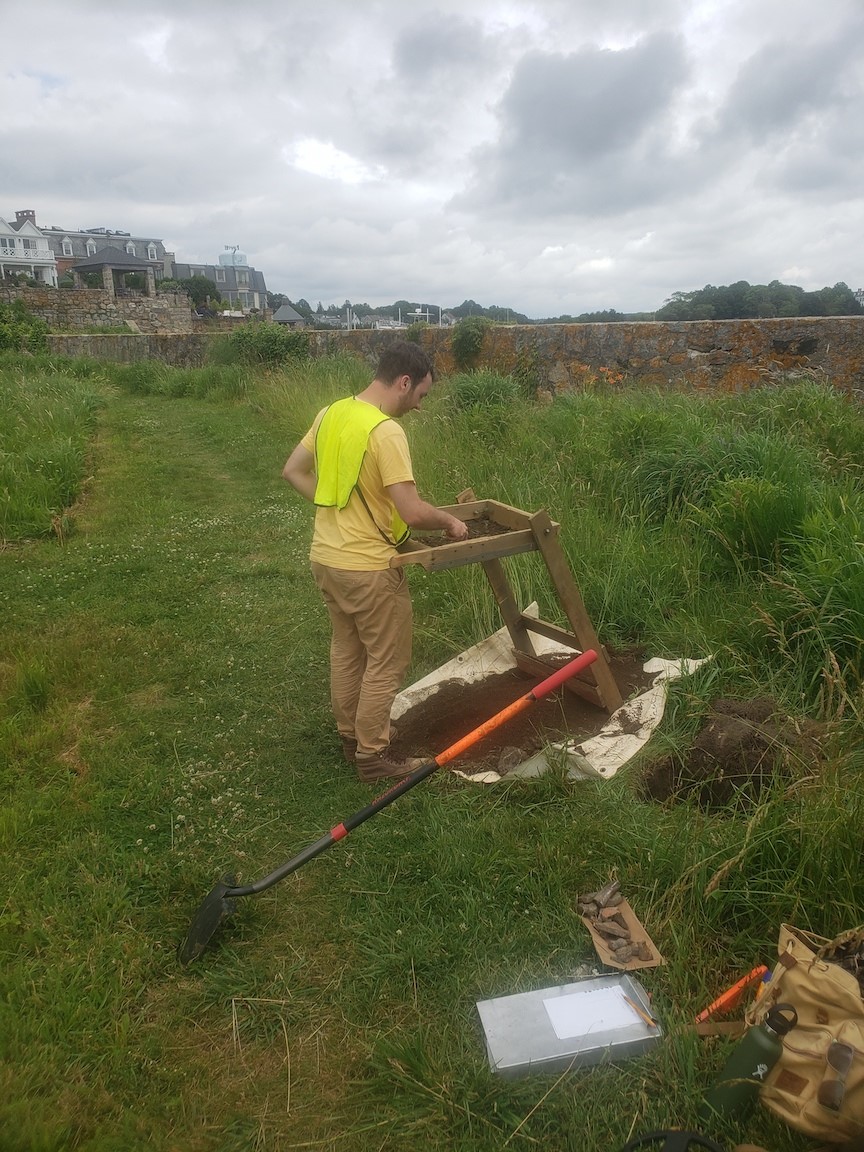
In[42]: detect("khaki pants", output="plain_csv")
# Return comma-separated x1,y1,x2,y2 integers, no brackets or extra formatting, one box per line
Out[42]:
311,562,412,757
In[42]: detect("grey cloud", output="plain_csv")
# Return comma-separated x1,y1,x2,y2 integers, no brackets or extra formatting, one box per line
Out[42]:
456,32,690,215
716,29,862,141
393,15,495,77
500,33,687,158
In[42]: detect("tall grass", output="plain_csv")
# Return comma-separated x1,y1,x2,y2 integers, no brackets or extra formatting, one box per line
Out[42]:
2,353,862,1149
0,357,104,541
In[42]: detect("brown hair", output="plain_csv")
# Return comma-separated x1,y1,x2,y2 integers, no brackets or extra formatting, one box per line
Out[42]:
375,340,435,387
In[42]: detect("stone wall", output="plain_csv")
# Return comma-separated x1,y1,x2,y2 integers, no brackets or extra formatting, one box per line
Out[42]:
45,332,216,366
1,285,195,335
25,313,864,396
316,317,864,396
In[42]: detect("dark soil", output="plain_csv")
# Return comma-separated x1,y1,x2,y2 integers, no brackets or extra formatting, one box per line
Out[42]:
641,697,825,810
392,650,655,770
412,515,512,548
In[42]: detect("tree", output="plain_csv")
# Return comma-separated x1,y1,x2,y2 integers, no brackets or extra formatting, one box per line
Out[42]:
656,279,862,321
178,275,222,308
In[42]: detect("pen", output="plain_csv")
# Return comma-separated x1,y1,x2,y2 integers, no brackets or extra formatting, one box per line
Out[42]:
623,993,658,1028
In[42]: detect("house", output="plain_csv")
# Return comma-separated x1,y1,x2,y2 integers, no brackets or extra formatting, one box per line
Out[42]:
272,303,305,327
0,211,58,286
29,210,174,281
171,250,267,311
68,246,158,297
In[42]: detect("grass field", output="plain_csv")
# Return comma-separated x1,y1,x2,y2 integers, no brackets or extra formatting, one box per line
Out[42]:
1,352,862,1151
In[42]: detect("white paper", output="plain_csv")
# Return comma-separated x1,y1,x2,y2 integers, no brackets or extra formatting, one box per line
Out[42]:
543,987,637,1040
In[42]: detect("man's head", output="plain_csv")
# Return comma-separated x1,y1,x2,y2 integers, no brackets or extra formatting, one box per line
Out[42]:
376,341,435,388
374,340,435,416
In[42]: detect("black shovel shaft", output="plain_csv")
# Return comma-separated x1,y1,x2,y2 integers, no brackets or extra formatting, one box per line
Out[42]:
229,758,440,896
226,649,597,899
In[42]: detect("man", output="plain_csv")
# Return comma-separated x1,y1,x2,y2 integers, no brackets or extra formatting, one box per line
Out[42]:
282,341,469,782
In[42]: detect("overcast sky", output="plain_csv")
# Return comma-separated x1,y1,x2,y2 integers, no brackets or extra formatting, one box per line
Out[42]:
3,0,863,318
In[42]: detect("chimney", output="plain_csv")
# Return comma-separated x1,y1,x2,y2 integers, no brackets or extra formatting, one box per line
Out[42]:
16,209,36,226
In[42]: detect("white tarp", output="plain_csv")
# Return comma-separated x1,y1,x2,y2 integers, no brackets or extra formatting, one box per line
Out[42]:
392,607,709,784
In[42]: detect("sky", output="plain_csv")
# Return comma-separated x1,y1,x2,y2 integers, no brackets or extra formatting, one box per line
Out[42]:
2,0,863,318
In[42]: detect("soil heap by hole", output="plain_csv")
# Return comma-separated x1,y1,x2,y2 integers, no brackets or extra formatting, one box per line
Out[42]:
641,697,824,810
392,650,654,770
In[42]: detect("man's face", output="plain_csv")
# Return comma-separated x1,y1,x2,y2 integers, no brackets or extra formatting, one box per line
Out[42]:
396,372,432,415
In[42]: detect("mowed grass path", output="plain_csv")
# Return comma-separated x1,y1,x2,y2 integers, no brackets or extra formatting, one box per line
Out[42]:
2,388,818,1152
1,392,420,1149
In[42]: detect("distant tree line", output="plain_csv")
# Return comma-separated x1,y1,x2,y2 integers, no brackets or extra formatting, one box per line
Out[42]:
656,280,862,321
264,280,863,326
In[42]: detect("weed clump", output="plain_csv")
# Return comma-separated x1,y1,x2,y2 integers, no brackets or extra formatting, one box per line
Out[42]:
450,315,490,369
210,323,310,367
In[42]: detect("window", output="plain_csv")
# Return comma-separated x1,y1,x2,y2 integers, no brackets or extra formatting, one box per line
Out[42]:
22,238,37,251
125,241,136,256
238,291,249,306
147,243,157,261
86,240,97,256
0,237,14,252
236,270,249,286
62,240,73,257
215,269,226,283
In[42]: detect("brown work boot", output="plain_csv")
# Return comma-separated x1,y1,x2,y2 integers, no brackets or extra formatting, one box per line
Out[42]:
355,751,426,783
339,735,357,762
339,725,399,764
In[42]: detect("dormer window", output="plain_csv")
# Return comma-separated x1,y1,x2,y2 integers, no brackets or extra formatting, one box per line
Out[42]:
86,240,97,256
125,241,136,256
147,243,157,261
62,239,73,257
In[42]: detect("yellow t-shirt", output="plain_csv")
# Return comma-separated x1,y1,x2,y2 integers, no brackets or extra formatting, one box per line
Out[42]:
301,401,414,570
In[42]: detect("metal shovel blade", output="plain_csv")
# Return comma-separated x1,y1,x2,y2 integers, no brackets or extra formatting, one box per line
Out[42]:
178,875,237,965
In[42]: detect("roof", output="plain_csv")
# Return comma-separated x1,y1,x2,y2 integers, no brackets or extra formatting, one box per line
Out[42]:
71,245,152,270
273,304,304,323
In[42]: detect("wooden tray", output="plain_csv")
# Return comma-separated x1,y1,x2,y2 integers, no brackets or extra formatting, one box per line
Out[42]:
390,499,557,572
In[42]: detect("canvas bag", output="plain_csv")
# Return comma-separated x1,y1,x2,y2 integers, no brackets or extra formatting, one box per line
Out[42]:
746,923,864,1144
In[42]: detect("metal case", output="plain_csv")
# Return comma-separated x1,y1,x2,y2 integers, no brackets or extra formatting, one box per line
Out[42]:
476,973,662,1078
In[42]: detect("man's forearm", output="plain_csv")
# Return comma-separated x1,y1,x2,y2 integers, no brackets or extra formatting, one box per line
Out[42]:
282,444,317,502
405,498,464,533
387,481,468,538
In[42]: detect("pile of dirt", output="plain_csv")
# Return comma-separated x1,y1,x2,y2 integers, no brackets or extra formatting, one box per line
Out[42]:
392,650,655,771
641,697,824,810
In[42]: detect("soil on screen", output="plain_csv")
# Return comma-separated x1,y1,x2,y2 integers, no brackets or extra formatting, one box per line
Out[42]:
393,659,826,807
391,649,656,770
411,513,511,548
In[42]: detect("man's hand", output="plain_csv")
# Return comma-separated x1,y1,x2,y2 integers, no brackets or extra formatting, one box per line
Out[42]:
445,516,470,540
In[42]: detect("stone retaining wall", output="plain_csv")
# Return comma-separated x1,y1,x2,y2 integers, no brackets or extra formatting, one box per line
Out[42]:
318,317,864,396
1,285,195,334
46,332,216,366
30,315,864,396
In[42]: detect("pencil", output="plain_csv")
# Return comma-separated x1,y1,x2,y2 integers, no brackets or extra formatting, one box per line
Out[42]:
622,993,658,1028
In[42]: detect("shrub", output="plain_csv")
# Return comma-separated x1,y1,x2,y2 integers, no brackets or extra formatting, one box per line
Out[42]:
211,324,310,367
0,300,48,353
450,316,490,369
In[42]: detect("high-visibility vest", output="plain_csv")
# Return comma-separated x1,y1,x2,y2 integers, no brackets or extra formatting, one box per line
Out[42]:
313,397,410,546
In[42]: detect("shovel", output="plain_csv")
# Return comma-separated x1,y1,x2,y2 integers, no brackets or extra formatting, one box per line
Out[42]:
179,649,598,964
